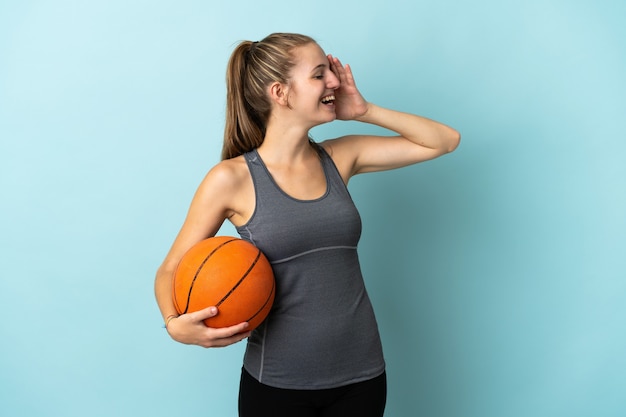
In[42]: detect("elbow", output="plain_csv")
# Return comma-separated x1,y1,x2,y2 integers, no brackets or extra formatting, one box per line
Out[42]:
444,129,461,153
155,261,176,283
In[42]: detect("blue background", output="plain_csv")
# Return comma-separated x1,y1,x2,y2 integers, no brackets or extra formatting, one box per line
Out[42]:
1,1,625,416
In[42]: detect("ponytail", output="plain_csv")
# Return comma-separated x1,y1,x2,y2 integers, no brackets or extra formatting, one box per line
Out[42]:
222,42,264,160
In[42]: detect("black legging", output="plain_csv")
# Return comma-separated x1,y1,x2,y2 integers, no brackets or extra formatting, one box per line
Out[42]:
238,368,387,417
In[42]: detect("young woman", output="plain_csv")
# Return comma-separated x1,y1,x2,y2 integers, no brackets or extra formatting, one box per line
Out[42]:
155,33,460,417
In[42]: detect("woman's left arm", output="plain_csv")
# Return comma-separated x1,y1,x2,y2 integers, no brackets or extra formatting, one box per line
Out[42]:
324,55,460,178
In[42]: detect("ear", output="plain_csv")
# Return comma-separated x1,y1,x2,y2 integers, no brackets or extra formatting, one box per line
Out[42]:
268,81,290,107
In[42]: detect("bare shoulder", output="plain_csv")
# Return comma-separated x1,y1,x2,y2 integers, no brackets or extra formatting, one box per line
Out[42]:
197,155,254,225
202,155,249,190
319,135,368,182
320,135,364,154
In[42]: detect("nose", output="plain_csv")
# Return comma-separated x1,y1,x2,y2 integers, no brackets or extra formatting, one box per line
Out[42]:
327,70,340,89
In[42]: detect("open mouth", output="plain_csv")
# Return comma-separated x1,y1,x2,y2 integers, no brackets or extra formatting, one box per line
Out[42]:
321,95,335,105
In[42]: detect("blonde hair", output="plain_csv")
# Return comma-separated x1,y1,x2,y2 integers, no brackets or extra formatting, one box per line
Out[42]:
222,33,316,160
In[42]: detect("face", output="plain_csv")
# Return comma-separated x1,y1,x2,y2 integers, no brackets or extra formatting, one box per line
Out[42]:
284,43,340,126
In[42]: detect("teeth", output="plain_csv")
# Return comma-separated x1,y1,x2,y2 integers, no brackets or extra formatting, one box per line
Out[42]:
321,95,335,104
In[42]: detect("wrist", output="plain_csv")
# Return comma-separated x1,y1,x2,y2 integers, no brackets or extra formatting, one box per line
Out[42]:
354,102,375,123
164,314,179,329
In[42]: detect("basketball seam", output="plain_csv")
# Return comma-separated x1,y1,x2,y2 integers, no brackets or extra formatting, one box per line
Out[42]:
181,238,238,314
244,278,275,322
215,249,262,307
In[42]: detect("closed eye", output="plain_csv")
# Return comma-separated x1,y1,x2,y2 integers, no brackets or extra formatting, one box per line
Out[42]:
311,63,328,80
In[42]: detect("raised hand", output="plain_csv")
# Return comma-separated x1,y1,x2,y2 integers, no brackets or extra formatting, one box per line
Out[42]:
328,54,370,121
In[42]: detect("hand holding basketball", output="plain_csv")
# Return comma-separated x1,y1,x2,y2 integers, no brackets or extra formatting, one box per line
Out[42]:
166,306,251,348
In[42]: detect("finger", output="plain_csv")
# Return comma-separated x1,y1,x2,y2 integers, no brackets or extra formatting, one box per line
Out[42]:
328,54,342,71
331,57,351,85
202,327,251,348
212,321,250,338
203,331,251,348
333,56,346,72
343,63,356,85
327,54,340,76
188,306,218,321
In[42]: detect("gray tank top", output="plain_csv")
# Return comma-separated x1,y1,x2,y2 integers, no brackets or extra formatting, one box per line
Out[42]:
236,146,385,389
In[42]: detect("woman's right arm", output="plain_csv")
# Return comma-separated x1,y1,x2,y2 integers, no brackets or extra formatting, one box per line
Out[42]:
154,160,251,348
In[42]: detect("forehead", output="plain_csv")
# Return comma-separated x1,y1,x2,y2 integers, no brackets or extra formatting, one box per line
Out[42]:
291,43,327,71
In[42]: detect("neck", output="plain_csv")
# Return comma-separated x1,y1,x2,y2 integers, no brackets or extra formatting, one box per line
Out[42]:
258,117,316,164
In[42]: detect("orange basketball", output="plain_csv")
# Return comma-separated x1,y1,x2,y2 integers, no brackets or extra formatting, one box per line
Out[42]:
172,236,275,331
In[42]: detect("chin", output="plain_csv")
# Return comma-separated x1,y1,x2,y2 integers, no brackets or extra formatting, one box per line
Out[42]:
323,109,337,122
319,115,336,125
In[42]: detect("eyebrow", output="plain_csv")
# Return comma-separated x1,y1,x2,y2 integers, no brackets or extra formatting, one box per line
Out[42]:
311,63,327,73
